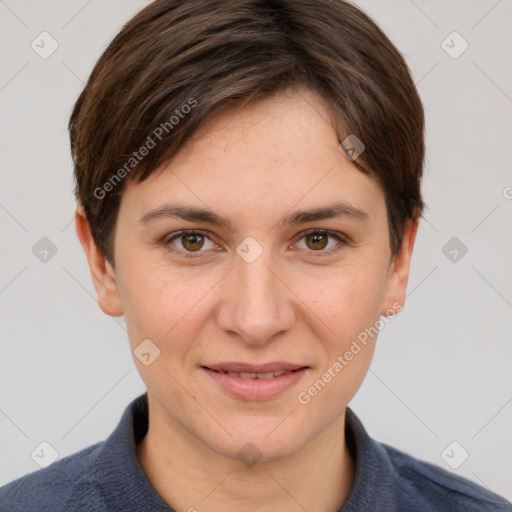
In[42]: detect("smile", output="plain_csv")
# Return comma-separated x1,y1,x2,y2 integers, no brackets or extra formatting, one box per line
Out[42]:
201,364,309,400
208,369,296,379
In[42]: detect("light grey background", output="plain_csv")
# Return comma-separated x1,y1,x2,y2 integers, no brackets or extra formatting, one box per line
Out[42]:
1,0,511,502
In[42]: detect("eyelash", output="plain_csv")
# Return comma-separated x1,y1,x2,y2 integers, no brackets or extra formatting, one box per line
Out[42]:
163,229,348,258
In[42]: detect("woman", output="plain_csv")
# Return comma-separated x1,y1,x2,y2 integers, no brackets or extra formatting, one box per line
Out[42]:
1,1,510,510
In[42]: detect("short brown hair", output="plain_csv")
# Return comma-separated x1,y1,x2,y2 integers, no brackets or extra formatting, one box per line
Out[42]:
69,0,424,263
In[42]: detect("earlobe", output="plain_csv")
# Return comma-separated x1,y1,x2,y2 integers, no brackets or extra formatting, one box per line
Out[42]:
75,206,124,317
381,217,419,316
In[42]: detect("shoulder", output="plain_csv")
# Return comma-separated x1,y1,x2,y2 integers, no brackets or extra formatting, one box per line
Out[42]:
381,442,512,511
0,394,155,512
344,407,511,511
0,442,106,512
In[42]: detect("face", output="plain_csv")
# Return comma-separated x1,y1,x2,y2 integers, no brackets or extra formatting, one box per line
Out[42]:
78,86,416,462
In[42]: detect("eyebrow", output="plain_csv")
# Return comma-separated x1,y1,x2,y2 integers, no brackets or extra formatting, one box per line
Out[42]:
137,201,369,231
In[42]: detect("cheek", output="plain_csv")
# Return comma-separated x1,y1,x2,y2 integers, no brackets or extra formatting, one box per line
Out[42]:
296,262,388,387
299,262,389,337
118,261,219,351
118,265,214,395
296,273,384,414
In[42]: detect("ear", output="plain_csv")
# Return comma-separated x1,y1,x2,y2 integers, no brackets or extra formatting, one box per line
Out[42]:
75,206,123,317
381,217,419,315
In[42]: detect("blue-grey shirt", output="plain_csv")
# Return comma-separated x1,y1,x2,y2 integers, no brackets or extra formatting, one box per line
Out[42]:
1,394,511,511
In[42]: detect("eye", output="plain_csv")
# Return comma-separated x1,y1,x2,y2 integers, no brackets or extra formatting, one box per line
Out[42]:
163,228,347,258
164,230,216,256
295,229,347,255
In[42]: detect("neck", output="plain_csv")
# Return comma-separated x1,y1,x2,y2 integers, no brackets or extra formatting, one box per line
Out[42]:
137,399,355,512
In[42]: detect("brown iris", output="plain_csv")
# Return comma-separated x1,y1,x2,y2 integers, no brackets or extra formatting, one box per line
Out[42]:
305,233,328,251
181,233,205,251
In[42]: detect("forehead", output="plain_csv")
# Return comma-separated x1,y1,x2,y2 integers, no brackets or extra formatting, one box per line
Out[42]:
120,87,386,226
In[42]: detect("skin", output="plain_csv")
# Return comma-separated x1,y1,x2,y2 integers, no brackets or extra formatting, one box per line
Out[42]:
76,86,418,512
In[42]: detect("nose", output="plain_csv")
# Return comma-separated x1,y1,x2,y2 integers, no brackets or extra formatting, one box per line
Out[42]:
216,251,295,346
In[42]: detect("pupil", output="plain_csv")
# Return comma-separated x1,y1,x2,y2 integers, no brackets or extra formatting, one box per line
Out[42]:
181,233,329,252
308,233,327,250
184,234,204,251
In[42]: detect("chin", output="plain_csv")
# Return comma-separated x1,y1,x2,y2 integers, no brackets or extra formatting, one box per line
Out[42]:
202,418,309,463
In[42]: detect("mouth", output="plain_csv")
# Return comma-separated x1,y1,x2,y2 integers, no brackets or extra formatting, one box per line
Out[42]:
205,368,300,379
201,362,310,400
203,361,308,376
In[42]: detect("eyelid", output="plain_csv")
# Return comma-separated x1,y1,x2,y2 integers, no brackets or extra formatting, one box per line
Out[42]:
293,228,349,255
163,228,213,245
295,228,348,243
163,228,348,257
163,229,217,256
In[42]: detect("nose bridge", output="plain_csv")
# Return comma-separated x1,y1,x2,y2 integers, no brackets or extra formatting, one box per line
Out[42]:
217,245,295,345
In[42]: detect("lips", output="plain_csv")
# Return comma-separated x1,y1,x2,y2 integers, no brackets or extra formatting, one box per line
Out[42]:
201,362,309,400
204,362,306,374
207,369,296,379
203,363,307,380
